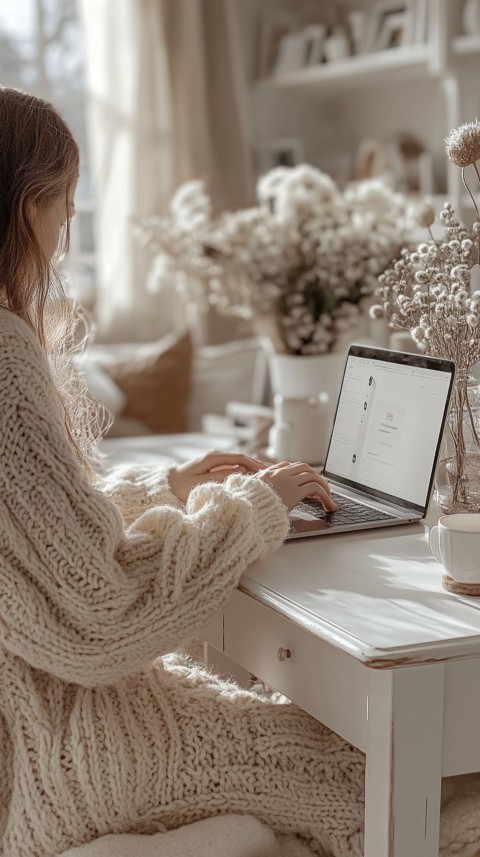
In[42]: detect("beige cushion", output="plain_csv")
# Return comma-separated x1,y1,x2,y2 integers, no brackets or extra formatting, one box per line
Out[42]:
89,332,193,434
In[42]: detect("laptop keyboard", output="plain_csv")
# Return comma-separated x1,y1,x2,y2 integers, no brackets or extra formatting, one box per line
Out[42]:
295,492,396,526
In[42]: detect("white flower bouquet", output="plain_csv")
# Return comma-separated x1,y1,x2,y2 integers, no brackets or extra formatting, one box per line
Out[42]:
371,121,480,371
370,119,480,513
134,165,413,355
370,203,480,370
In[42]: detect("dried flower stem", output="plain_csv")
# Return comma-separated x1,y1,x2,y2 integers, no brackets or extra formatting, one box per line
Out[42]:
474,162,480,265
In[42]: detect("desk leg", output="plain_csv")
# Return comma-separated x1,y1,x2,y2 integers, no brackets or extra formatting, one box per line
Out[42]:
364,663,445,857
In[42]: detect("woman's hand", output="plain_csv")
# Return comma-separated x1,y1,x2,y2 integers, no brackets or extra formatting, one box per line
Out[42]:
168,450,265,503
254,461,336,512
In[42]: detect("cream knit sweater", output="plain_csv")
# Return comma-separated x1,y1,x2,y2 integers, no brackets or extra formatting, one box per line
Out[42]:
1,309,479,857
0,309,367,857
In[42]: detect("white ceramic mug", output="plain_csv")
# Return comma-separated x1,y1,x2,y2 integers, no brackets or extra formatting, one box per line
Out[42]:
429,514,480,582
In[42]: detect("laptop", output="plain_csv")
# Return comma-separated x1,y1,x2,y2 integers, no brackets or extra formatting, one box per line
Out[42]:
288,344,455,539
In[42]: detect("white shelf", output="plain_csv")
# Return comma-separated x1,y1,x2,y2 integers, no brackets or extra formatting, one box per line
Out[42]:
255,45,432,94
246,0,479,238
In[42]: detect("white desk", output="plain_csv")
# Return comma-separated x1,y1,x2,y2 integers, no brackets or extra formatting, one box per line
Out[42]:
205,514,480,857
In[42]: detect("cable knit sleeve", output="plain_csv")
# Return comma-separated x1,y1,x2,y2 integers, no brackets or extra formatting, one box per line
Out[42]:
99,463,184,526
0,313,290,687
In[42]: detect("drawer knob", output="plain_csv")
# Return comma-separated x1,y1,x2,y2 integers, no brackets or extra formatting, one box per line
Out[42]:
277,647,291,662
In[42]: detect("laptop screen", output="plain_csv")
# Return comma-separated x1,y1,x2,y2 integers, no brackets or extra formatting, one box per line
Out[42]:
323,345,455,513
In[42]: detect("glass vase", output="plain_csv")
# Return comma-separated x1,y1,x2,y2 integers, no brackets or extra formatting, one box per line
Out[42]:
434,370,480,513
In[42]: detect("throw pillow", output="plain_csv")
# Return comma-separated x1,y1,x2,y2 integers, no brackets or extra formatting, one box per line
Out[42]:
89,331,193,434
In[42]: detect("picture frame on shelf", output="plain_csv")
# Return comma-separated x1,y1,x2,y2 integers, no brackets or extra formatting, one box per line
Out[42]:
376,11,409,49
257,10,298,78
388,136,435,195
352,138,390,182
255,138,304,176
365,0,414,52
274,30,307,75
352,133,434,196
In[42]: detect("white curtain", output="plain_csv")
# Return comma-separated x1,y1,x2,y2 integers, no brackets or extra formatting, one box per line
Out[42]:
78,0,254,343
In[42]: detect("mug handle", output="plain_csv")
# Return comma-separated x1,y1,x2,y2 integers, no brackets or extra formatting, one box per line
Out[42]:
429,525,441,561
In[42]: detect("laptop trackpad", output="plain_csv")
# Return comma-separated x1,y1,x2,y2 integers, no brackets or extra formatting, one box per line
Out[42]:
289,511,332,533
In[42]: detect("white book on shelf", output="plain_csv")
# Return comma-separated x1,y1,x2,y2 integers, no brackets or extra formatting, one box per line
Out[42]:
273,32,305,76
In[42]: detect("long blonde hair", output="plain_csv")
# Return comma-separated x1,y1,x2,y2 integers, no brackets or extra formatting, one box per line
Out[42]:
0,87,106,478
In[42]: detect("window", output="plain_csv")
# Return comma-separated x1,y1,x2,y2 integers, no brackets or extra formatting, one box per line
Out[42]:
0,0,96,305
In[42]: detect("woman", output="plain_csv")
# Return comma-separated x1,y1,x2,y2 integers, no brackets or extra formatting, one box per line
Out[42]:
0,86,365,857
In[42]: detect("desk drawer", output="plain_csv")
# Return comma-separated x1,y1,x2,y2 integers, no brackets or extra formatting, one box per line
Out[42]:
224,590,368,751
